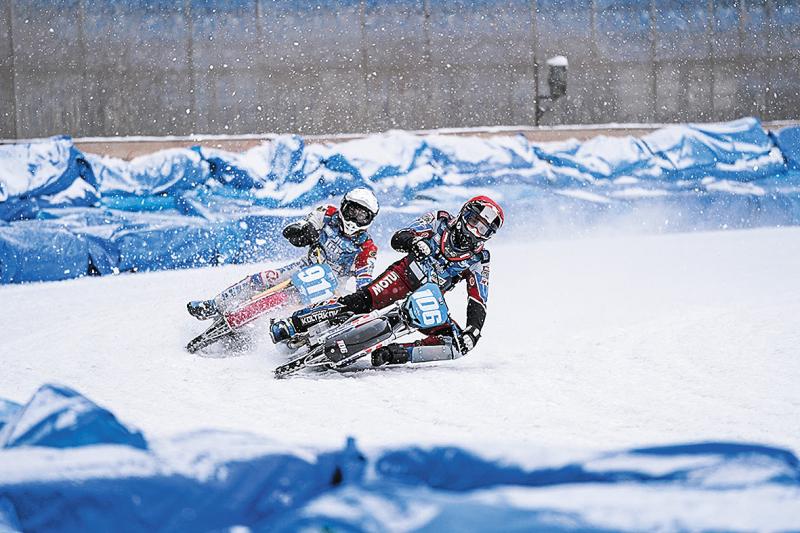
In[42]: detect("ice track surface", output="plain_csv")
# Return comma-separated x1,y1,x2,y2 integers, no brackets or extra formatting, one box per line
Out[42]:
2,226,799,453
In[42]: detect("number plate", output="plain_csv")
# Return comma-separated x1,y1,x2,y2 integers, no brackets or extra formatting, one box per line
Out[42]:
405,283,448,329
292,264,339,304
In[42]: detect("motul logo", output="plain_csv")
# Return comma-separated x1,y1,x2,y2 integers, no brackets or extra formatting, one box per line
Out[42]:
370,271,399,296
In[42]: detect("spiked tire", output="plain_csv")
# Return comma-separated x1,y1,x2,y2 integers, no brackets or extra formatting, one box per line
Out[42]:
328,350,371,370
273,347,327,378
186,316,235,353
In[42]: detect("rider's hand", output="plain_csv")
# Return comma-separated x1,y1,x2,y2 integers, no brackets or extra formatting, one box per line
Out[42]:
458,326,480,354
410,238,432,262
283,222,319,247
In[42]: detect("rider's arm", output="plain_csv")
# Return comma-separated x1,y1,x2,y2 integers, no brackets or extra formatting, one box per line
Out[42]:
462,250,491,347
281,205,332,247
402,257,490,362
391,212,436,253
352,238,378,289
399,253,490,362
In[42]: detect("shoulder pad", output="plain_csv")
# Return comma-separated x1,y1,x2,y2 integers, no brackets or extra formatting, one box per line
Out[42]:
361,237,377,252
417,212,436,224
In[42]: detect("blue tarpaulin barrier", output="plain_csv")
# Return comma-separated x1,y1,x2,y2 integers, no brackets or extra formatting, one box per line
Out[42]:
774,125,800,170
0,384,146,450
1,118,799,284
0,384,798,532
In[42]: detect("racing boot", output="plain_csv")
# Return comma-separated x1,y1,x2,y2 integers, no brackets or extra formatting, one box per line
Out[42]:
187,300,220,321
371,344,410,367
269,299,353,345
269,318,297,343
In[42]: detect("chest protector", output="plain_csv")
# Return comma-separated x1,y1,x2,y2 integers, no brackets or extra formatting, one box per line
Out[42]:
415,214,485,292
318,214,369,276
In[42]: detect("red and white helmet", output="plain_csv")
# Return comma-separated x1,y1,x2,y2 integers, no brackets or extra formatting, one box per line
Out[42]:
450,195,504,252
339,187,379,236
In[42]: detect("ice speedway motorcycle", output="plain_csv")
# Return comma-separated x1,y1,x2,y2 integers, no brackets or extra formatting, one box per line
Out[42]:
272,260,457,378
186,247,340,353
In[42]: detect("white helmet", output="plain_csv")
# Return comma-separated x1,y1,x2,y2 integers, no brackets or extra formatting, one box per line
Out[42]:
339,187,379,236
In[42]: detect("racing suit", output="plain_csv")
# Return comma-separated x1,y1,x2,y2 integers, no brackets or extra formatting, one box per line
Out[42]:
209,205,377,320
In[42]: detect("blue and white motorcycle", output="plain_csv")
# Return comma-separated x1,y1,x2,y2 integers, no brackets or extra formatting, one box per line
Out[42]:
273,276,453,378
186,248,339,354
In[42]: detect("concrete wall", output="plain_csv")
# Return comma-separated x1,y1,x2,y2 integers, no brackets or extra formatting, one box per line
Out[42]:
1,0,799,139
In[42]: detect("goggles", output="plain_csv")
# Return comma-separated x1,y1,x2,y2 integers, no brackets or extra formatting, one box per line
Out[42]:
461,204,501,241
341,201,375,227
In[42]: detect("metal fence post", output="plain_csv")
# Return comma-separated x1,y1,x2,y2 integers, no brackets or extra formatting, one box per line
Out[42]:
706,0,716,120
764,0,775,119
6,0,17,138
184,0,196,134
422,0,432,128
359,0,369,131
77,0,88,133
529,0,539,126
649,0,658,122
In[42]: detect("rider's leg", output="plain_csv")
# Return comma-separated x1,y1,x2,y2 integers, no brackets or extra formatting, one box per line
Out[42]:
214,266,295,314
189,263,300,321
372,323,462,366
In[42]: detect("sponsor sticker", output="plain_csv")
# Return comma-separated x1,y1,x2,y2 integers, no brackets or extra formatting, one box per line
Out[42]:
480,265,490,286
370,270,399,296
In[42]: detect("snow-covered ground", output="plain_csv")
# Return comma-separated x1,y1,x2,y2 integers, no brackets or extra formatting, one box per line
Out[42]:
2,226,799,454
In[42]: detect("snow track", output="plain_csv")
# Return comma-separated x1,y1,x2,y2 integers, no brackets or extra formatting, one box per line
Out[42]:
2,226,799,455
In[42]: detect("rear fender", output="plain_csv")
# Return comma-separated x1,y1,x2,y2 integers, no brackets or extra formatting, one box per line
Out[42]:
323,316,394,364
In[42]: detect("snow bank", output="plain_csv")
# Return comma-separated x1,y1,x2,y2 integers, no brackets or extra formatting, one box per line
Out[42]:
0,400,20,432
0,385,797,531
1,118,800,283
0,384,146,450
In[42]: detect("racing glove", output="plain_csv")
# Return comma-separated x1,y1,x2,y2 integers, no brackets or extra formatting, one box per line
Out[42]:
458,325,481,354
282,222,319,247
410,238,433,262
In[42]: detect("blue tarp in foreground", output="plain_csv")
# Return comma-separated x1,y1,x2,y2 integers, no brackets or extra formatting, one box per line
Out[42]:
2,118,800,283
0,384,798,531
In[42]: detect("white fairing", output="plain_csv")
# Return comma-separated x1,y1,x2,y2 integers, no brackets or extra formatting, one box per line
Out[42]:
339,187,379,236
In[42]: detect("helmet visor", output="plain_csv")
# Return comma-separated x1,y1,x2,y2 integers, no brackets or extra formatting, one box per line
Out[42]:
462,204,501,241
342,201,375,227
